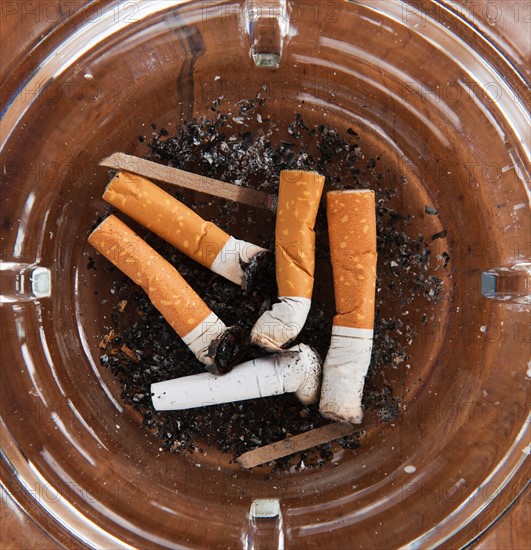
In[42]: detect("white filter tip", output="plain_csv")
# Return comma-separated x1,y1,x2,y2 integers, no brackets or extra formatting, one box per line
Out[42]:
319,327,374,424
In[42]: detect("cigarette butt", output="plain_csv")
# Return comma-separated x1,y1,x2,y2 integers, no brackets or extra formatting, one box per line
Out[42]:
151,344,321,411
103,171,266,286
251,170,325,350
319,190,377,424
89,215,237,371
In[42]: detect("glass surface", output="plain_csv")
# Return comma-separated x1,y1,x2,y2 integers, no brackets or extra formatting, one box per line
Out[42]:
1,1,529,548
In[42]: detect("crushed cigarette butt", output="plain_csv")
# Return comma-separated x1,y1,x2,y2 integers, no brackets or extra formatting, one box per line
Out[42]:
251,170,325,350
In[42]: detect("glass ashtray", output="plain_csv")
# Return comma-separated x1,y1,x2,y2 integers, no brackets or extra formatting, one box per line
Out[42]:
1,1,529,548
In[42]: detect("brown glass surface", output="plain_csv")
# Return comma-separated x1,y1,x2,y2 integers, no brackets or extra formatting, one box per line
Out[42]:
1,1,529,548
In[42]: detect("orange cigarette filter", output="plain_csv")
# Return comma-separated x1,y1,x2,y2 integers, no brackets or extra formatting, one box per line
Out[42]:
88,215,212,338
103,171,231,269
327,190,377,329
276,170,325,298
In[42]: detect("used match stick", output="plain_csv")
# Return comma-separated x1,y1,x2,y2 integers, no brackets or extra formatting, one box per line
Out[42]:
236,423,355,469
100,153,273,210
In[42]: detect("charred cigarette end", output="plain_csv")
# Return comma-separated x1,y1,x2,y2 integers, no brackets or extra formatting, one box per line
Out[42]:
89,215,232,369
209,236,267,287
103,171,266,286
319,190,377,424
241,249,274,292
150,344,322,411
207,325,249,374
251,170,325,350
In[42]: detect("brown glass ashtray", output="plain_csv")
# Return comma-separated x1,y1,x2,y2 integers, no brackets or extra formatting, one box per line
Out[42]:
1,1,529,548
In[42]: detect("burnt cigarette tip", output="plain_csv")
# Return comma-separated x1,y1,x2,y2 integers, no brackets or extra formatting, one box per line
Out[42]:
207,326,249,374
242,249,274,292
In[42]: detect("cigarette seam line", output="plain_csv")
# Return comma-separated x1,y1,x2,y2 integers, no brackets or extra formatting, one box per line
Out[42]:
330,251,377,264
189,222,212,261
330,334,373,341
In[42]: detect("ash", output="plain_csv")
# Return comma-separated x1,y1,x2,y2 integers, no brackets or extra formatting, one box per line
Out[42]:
95,93,447,473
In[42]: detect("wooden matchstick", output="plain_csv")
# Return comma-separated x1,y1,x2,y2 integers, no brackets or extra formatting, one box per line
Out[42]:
100,153,273,210
236,423,356,469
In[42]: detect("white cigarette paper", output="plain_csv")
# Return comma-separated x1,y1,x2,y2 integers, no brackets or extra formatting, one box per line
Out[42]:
151,344,321,411
181,312,227,367
319,190,377,424
250,297,311,351
320,327,374,423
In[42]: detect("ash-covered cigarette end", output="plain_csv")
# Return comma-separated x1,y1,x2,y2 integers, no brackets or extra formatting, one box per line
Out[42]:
207,325,249,374
293,344,322,405
241,249,274,292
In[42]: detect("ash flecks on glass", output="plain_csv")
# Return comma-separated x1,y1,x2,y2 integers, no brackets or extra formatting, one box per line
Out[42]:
94,95,447,472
